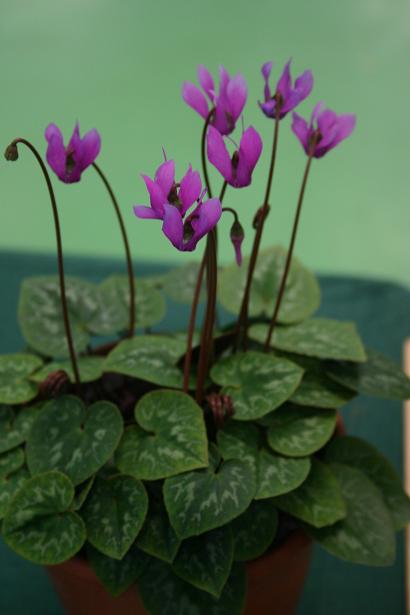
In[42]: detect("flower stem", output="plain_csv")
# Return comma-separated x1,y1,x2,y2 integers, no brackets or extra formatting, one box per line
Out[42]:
5,138,80,385
235,112,281,349
201,109,215,198
195,180,227,403
263,153,314,350
92,162,136,337
183,250,206,393
222,206,239,223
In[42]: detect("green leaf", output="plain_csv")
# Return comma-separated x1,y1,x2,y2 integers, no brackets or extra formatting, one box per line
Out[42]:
210,351,304,421
27,395,123,486
216,421,310,499
273,458,346,528
104,335,186,388
219,246,320,324
324,436,410,529
72,475,95,511
327,348,410,399
256,449,311,499
2,471,86,564
162,262,206,304
0,404,43,454
31,357,105,384
18,276,101,357
137,502,181,563
80,475,148,559
250,318,367,362
290,371,355,408
115,390,208,481
0,466,30,519
0,447,24,478
172,528,233,598
96,275,166,331
164,457,255,539
265,405,337,457
87,542,149,597
138,559,246,615
0,354,42,404
309,463,396,566
230,500,278,561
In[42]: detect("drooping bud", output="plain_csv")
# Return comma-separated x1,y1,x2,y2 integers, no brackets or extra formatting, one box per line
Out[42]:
230,219,245,266
252,204,270,230
4,142,19,161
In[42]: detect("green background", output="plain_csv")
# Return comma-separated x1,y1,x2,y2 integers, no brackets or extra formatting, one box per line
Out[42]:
1,0,409,285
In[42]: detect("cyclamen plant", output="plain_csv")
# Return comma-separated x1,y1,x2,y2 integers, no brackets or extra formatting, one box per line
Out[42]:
1,59,410,615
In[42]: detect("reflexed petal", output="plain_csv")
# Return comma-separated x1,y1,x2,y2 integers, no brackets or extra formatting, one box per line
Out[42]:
206,126,232,182
67,122,81,152
239,126,263,168
259,99,277,118
79,128,101,170
142,175,167,215
261,61,272,101
198,65,215,101
154,160,175,197
227,73,247,121
179,166,202,214
182,82,209,119
316,113,356,157
184,198,222,251
276,60,292,99
295,70,314,100
218,65,230,96
45,123,66,179
310,101,324,126
133,205,162,220
292,113,310,154
162,204,184,250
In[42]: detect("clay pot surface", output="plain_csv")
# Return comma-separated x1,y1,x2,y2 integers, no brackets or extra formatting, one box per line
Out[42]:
47,530,311,615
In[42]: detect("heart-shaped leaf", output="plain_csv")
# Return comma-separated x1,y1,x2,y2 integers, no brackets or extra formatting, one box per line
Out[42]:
172,527,233,598
164,456,255,539
80,475,148,559
0,354,42,404
230,500,278,561
87,542,150,597
324,436,410,529
217,421,260,476
210,352,304,421
327,348,410,399
2,471,86,564
115,390,208,480
273,458,346,528
96,275,166,331
309,463,396,566
31,357,105,384
0,466,30,519
291,371,355,408
250,318,367,362
0,404,43,454
162,262,206,304
137,502,181,563
27,395,123,485
219,246,320,324
87,544,148,597
264,405,337,457
104,336,186,388
0,447,24,478
138,559,246,615
72,475,95,511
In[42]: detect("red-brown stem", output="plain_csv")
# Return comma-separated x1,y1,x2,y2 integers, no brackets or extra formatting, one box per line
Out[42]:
183,250,206,393
92,162,135,337
201,109,215,198
235,111,281,349
7,138,80,385
263,153,314,350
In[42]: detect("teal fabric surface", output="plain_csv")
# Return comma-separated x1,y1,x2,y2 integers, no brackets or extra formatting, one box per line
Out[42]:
0,250,409,615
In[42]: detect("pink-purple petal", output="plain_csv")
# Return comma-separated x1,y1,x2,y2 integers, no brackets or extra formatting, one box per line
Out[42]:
78,128,101,170
182,82,209,119
292,113,310,154
180,167,202,214
142,175,167,214
207,126,232,182
276,60,292,99
198,65,215,101
227,74,247,121
45,123,66,179
133,205,162,220
154,160,175,197
162,204,184,250
184,198,222,250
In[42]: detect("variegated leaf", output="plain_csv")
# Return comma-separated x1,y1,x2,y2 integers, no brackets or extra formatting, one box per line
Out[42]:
0,447,24,478
31,357,105,384
0,354,42,404
210,352,304,421
291,370,355,408
2,471,86,564
162,262,206,304
0,404,43,454
230,500,278,561
27,395,123,485
81,475,148,559
137,503,181,563
250,318,366,362
115,390,208,480
0,466,30,519
87,542,150,597
310,463,396,566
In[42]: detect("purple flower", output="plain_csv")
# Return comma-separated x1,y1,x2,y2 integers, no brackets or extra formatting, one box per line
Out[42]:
259,60,313,120
292,103,356,158
207,125,263,188
45,123,101,183
182,65,247,135
134,160,221,252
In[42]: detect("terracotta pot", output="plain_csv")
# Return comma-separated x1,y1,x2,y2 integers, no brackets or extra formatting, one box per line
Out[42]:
47,530,311,615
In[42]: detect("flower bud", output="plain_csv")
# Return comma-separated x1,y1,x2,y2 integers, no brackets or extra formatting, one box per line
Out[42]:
4,142,19,161
230,219,245,266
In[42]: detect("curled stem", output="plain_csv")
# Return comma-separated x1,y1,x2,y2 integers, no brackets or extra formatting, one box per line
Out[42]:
92,162,136,337
5,138,80,385
263,153,314,350
201,109,215,198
